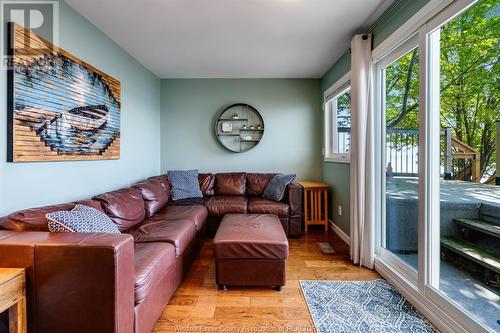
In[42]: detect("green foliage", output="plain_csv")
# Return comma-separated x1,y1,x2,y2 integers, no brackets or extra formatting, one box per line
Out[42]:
385,48,419,129
384,0,499,179
337,90,351,127
440,0,499,178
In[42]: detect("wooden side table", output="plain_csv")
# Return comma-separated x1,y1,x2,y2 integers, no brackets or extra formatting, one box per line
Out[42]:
0,268,26,333
298,181,329,232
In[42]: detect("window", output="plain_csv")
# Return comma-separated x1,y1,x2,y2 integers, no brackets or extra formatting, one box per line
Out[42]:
324,72,351,162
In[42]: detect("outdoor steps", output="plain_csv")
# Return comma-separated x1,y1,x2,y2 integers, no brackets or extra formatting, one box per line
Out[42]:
453,218,500,239
441,237,500,274
440,218,500,286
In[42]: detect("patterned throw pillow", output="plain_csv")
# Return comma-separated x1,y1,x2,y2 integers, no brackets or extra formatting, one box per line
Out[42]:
46,204,120,234
263,174,296,202
167,169,203,201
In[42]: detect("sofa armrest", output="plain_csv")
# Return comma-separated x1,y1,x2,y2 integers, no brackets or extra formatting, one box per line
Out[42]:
0,231,135,333
286,183,303,237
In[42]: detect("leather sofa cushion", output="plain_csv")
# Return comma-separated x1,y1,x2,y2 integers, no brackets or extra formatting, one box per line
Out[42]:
94,188,146,232
205,196,247,216
213,214,289,260
128,220,196,256
134,242,176,304
215,173,246,196
246,173,277,196
75,200,105,212
0,200,103,232
0,203,76,231
158,205,208,232
169,197,206,206
147,175,171,200
199,173,215,196
247,197,290,217
134,180,168,217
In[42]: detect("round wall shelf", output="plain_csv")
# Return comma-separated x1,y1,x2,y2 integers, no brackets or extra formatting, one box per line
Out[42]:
214,103,264,153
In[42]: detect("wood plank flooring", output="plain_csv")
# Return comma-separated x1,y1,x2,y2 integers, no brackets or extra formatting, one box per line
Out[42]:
153,229,380,333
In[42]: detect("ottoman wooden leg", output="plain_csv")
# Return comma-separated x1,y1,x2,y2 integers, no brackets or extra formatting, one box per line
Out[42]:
275,286,283,291
218,284,228,291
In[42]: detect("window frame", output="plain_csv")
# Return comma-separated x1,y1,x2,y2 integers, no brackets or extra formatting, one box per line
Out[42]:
323,71,351,163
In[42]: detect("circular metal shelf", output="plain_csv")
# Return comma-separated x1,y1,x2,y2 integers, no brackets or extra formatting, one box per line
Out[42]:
214,103,264,153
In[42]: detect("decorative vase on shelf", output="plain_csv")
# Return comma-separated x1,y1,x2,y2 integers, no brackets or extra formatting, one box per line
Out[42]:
221,122,232,133
231,113,239,119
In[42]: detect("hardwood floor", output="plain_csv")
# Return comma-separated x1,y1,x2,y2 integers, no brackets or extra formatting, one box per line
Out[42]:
152,229,380,333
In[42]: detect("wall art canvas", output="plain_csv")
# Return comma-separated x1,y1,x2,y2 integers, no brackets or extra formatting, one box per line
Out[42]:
7,22,121,162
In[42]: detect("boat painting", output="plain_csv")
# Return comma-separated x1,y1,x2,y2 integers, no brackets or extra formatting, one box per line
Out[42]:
64,105,109,131
7,22,121,162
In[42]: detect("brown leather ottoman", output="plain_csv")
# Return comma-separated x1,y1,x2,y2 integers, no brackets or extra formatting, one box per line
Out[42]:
213,214,289,291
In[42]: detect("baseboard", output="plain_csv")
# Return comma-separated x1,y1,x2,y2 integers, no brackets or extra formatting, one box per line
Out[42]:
329,220,350,246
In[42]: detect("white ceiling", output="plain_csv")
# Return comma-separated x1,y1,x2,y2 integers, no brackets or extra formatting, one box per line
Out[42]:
65,0,393,78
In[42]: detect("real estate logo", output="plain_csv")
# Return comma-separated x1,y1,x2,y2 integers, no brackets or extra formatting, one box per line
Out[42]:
1,0,59,69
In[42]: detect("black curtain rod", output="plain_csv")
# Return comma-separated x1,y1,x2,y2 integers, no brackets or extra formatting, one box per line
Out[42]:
348,34,370,53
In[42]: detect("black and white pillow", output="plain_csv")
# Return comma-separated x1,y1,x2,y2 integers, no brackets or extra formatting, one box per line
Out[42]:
46,204,120,234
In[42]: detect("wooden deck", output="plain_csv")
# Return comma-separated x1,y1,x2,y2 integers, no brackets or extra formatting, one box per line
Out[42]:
152,230,380,333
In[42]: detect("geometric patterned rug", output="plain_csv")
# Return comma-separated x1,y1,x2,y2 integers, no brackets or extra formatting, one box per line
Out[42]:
300,279,438,333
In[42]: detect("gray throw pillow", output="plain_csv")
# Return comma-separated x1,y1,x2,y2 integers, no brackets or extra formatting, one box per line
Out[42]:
168,169,203,201
262,174,296,201
46,204,120,234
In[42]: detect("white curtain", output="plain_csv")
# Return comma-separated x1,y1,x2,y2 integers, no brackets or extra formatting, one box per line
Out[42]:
349,34,375,269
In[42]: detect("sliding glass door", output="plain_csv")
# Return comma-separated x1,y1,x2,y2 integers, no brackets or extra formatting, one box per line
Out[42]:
375,0,499,331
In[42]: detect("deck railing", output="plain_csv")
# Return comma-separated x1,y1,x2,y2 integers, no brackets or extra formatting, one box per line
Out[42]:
338,127,482,182
386,128,419,176
337,127,351,154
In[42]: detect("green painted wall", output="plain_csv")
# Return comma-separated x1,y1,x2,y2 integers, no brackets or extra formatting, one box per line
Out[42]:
372,0,431,48
160,79,322,180
323,162,351,235
321,51,351,94
0,1,161,215
321,0,431,236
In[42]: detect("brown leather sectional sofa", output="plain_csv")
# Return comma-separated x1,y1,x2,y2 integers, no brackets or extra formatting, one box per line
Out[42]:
0,172,302,333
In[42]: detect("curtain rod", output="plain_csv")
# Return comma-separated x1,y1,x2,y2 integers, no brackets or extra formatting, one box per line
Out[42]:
366,0,404,34
348,34,370,53
348,0,404,53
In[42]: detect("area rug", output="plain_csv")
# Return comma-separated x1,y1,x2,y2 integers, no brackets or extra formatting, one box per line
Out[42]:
300,279,438,333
